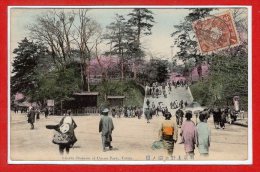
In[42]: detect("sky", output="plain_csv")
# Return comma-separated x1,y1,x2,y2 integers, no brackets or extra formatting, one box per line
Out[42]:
10,8,190,61
10,7,237,62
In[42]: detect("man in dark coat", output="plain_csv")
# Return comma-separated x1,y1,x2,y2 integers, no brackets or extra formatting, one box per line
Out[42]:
99,108,114,152
27,107,36,129
176,108,184,127
44,107,49,118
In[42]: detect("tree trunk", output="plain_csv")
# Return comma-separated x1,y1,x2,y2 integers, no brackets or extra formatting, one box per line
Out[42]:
133,62,137,80
82,60,90,92
121,60,124,80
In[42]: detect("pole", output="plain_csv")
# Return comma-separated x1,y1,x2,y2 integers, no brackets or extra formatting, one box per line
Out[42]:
61,100,63,115
53,100,55,116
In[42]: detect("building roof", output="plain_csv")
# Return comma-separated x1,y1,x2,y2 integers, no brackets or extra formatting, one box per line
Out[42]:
73,92,99,96
107,96,125,99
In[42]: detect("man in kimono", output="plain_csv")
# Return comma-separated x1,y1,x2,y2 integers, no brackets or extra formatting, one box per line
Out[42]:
99,108,114,152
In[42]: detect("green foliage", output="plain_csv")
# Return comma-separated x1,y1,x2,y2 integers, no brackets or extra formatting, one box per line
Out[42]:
142,59,170,84
127,8,155,59
127,8,155,37
172,9,215,63
34,67,81,103
11,38,49,97
156,60,170,83
91,80,144,107
190,54,248,109
173,9,248,110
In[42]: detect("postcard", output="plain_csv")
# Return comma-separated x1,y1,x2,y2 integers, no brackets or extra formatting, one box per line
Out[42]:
8,6,251,165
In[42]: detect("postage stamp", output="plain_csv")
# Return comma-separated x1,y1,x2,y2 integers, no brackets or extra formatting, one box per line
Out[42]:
8,6,250,164
193,11,240,54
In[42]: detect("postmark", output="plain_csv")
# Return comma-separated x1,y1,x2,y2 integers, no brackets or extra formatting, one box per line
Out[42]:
193,11,240,54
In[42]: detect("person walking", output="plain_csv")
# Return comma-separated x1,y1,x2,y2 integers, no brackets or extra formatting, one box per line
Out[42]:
46,110,78,155
36,108,40,120
179,100,184,109
144,107,152,123
146,99,150,107
137,107,142,119
27,107,36,129
99,108,114,152
197,112,211,156
44,107,49,118
175,108,184,128
118,107,122,118
127,108,130,118
159,112,178,156
180,111,198,160
152,102,155,109
58,111,77,154
111,107,116,118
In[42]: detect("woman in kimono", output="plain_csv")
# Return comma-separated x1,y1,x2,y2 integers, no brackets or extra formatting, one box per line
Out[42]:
46,110,77,155
159,112,178,156
58,111,78,154
197,112,211,156
180,111,198,160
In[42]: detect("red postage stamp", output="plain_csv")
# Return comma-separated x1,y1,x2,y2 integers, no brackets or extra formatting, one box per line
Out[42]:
193,11,240,54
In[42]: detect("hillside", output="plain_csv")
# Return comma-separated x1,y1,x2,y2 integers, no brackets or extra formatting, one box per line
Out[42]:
91,80,145,107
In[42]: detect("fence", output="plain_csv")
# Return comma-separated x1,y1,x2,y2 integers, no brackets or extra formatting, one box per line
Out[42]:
72,107,100,115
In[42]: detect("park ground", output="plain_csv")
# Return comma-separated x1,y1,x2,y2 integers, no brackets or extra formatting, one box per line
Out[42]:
10,111,248,162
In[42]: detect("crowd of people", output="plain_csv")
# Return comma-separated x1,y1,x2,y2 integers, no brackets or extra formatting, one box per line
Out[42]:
146,81,189,98
12,78,219,160
170,99,188,109
15,99,213,160
110,106,143,119
157,110,211,159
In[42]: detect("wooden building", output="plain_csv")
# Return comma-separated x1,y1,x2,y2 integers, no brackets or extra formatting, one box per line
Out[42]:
107,96,125,107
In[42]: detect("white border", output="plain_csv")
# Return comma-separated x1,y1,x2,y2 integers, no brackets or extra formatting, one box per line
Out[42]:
8,5,252,165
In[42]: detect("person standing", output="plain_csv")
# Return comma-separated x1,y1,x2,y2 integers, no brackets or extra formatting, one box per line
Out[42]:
175,108,184,128
146,99,150,107
152,102,155,109
159,112,178,156
156,104,161,116
197,112,211,156
127,108,130,118
36,108,40,120
137,107,142,119
184,101,188,107
144,107,152,123
179,100,184,109
111,108,116,118
27,107,36,129
155,87,160,98
118,107,122,118
44,107,49,118
180,111,198,160
99,108,114,152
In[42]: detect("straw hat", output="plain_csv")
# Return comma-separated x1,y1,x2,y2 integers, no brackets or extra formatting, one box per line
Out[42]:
102,108,109,113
